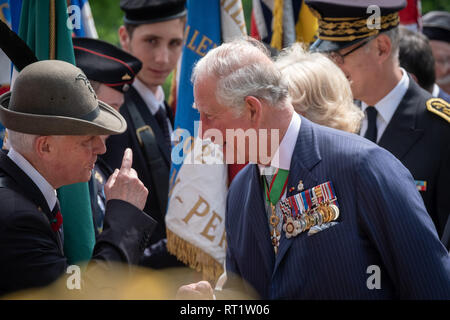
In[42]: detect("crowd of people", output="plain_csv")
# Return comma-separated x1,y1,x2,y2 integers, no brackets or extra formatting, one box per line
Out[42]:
0,0,449,299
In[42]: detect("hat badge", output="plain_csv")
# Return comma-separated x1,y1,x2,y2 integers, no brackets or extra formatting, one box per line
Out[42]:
75,73,97,99
122,73,131,81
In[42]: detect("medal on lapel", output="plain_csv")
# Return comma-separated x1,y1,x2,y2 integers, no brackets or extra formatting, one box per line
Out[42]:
263,168,289,254
269,203,281,252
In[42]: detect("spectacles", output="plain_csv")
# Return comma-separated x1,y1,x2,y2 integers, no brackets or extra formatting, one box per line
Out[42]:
326,38,372,65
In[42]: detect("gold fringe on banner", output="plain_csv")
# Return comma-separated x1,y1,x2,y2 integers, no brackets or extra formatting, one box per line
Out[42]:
270,0,284,50
49,0,56,60
166,228,224,284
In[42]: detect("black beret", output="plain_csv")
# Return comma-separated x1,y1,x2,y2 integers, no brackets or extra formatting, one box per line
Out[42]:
120,0,187,25
73,37,142,93
305,0,407,52
422,11,450,43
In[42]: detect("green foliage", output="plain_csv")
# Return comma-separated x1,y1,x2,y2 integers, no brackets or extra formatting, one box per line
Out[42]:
422,0,450,14
89,0,123,45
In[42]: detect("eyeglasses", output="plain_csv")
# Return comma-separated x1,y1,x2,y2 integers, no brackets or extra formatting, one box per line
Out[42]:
326,38,372,65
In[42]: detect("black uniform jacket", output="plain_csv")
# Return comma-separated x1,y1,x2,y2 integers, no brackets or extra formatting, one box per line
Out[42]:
101,86,183,268
378,78,450,244
0,151,157,296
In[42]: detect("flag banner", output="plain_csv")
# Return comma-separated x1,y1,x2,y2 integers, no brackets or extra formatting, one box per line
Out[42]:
14,0,95,265
166,0,246,283
221,0,247,41
0,0,11,147
251,0,318,50
399,0,421,32
0,0,11,87
68,0,98,38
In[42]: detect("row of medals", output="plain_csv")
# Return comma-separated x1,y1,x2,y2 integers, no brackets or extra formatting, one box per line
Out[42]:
270,200,340,248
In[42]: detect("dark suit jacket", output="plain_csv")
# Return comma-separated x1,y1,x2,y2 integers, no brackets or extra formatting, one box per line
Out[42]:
0,152,157,296
101,86,182,268
377,78,450,245
225,116,450,299
438,87,450,102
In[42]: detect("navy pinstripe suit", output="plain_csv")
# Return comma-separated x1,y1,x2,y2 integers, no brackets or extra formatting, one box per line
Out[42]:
224,116,450,299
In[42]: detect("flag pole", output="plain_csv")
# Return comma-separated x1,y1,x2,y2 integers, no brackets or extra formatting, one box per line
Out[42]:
49,0,56,59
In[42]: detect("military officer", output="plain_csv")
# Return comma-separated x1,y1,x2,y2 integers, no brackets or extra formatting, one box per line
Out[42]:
305,0,450,249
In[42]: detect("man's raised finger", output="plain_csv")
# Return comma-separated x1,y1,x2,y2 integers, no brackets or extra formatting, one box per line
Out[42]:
120,148,133,173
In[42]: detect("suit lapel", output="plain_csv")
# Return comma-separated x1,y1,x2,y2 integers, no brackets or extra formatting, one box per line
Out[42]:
0,152,64,253
127,87,171,164
0,152,50,213
273,117,321,274
378,77,425,160
246,164,275,279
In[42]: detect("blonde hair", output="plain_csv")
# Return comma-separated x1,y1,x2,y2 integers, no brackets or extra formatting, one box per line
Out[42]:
275,43,363,133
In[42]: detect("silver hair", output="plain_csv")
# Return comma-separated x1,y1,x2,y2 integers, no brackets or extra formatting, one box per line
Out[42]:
383,27,400,61
366,27,400,62
192,38,290,114
7,130,38,154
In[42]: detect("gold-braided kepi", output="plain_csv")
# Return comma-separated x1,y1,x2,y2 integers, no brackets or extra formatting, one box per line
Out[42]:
304,0,407,52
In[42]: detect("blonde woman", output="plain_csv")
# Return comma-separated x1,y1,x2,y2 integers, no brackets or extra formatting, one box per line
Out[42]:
275,43,363,133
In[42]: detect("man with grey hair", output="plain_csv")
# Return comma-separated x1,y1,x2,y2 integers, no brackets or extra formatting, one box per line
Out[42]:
177,38,450,299
305,0,450,247
0,60,156,296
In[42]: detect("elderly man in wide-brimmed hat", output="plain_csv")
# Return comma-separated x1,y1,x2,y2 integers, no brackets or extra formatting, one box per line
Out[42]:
0,60,157,296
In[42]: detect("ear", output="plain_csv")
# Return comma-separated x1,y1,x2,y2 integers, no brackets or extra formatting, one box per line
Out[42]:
244,96,262,125
374,34,391,63
34,136,53,160
118,25,131,52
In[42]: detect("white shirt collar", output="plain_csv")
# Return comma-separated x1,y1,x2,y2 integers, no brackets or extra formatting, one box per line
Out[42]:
360,68,409,142
7,147,57,211
259,112,301,175
132,77,166,115
432,84,440,98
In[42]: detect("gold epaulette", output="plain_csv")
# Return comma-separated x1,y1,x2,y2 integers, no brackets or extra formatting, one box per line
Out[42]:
426,98,450,123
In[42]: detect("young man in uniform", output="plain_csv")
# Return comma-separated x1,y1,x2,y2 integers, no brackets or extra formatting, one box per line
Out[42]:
102,0,187,268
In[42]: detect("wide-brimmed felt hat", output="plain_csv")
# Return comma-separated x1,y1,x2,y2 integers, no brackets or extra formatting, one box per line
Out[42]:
0,60,127,135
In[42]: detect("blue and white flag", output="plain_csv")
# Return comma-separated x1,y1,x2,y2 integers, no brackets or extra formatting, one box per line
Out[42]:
166,0,246,283
68,0,97,38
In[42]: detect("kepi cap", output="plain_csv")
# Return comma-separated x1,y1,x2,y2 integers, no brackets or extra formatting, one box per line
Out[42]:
305,0,407,52
120,0,187,25
73,37,142,93
422,11,450,43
